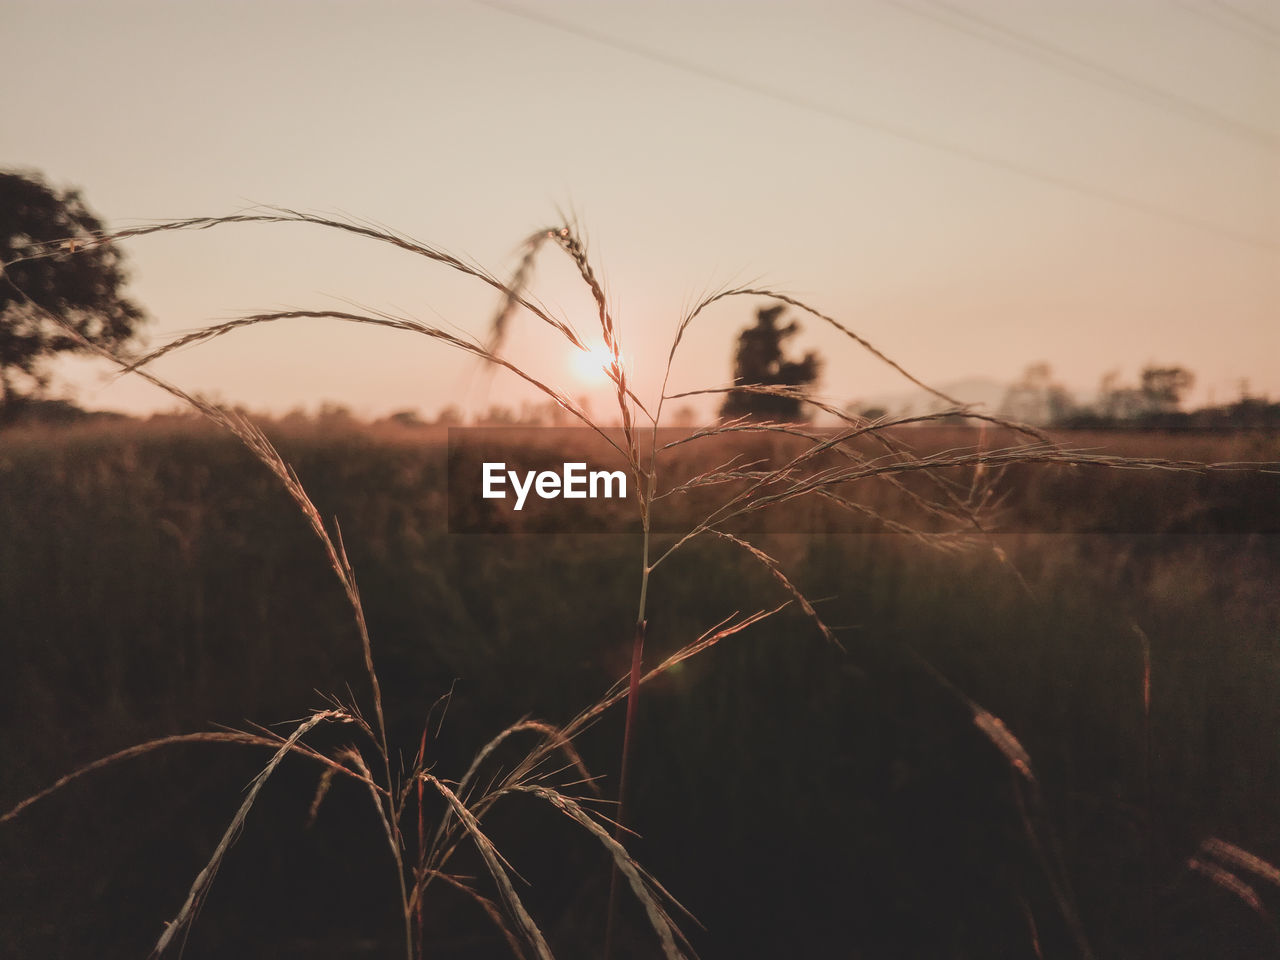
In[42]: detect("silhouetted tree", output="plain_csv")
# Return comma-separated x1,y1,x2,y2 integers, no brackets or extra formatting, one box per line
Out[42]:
1000,362,1075,425
1140,366,1194,413
0,171,148,416
433,405,464,427
720,304,819,422
1093,370,1145,422
384,409,427,428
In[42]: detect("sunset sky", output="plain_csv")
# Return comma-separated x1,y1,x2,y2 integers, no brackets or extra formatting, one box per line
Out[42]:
5,0,1277,421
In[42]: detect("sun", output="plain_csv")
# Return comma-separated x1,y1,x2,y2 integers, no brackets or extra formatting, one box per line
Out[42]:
571,346,616,384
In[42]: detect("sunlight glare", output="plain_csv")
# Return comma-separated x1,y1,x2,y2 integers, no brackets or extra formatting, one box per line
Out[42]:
572,346,616,384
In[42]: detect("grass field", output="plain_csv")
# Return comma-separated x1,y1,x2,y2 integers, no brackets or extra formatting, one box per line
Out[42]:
2,416,1278,959
2,208,1277,959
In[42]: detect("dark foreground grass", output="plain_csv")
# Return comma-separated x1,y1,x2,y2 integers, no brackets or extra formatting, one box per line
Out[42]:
2,420,1278,958
4,208,1278,960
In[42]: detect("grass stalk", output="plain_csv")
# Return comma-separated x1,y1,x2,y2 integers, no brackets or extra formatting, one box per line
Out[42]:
604,617,647,960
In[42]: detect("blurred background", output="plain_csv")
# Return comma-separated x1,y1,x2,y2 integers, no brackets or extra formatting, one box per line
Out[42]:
2,0,1276,423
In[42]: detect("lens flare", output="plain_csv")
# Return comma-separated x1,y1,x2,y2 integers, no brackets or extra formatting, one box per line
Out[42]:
571,346,616,384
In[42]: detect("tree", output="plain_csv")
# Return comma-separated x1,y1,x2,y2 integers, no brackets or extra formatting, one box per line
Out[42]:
720,304,820,422
1087,366,1196,425
1140,366,1194,414
0,171,148,414
999,362,1075,426
433,404,464,427
1096,370,1147,422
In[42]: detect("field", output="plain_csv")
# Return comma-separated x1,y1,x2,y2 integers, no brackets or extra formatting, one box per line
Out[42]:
2,417,1278,959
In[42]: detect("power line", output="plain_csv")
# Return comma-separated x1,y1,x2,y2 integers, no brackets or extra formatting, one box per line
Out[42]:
1179,0,1280,49
471,0,1276,252
1210,0,1280,40
886,0,1276,150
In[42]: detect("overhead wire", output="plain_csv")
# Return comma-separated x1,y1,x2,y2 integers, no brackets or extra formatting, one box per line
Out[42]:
885,0,1276,150
471,0,1277,252
1207,0,1280,42
1178,0,1280,49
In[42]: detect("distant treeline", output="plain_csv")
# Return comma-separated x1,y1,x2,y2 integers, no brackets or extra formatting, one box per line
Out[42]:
1001,363,1280,431
6,363,1279,431
1059,395,1280,431
892,363,1280,432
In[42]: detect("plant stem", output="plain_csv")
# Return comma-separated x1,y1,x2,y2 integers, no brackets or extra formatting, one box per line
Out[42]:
605,455,656,959
604,615,646,959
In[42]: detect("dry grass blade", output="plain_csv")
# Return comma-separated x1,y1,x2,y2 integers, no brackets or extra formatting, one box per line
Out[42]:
565,606,788,738
2,208,588,349
511,784,696,960
331,520,394,787
120,309,489,371
662,286,963,409
306,764,340,828
152,710,340,957
645,606,788,679
907,651,1093,957
478,222,655,435
2,728,373,826
549,223,642,470
1188,856,1267,916
456,720,593,806
337,744,414,956
121,308,629,462
706,531,839,647
656,452,776,497
660,421,830,452
656,401,1048,549
909,650,1037,782
488,229,552,357
419,774,555,960
549,226,616,355
973,710,1035,781
659,414,1001,538
421,719,596,885
1200,837,1280,889
688,444,1274,530
662,407,1051,450
338,746,401,866
814,487,975,547
1018,894,1045,960
416,870,531,960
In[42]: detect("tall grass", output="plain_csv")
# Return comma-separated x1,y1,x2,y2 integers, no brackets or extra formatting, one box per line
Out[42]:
3,209,1278,958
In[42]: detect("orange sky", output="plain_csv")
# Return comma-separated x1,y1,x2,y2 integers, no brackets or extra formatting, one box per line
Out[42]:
5,0,1277,421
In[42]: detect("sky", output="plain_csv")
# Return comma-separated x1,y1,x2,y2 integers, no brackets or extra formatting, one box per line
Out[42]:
4,0,1277,422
